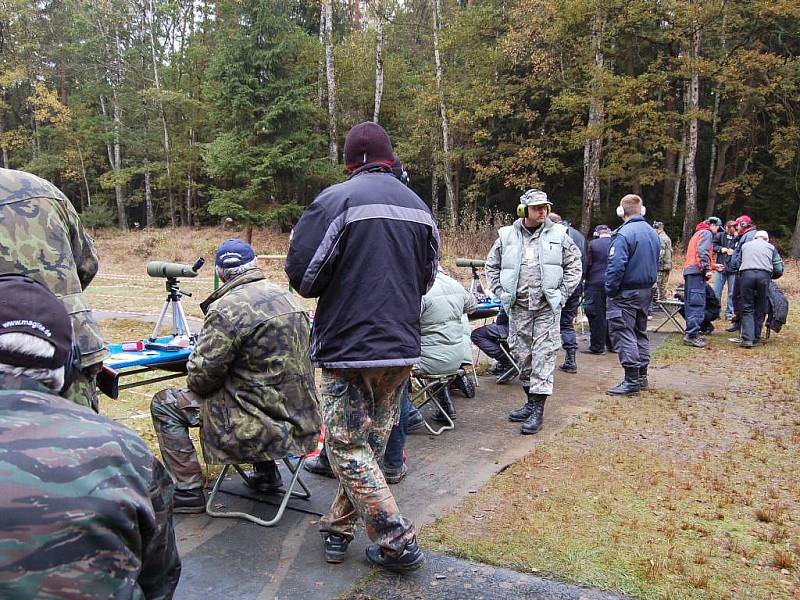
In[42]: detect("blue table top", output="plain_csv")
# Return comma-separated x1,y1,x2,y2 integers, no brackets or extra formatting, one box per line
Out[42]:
476,299,501,311
106,337,193,369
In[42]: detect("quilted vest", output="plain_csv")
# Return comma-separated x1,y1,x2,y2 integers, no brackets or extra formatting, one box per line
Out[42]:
497,219,568,312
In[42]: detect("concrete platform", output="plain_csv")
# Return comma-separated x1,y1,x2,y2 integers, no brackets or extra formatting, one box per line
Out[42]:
171,333,661,600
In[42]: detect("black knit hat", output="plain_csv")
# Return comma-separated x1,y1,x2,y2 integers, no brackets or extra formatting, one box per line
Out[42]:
343,122,395,171
0,275,72,369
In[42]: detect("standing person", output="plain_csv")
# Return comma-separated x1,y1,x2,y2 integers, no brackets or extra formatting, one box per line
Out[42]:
548,213,587,374
485,189,582,434
285,121,438,572
150,240,321,513
604,194,660,395
682,218,721,348
582,224,613,354
0,168,106,412
652,221,673,304
737,231,784,348
725,215,758,332
0,275,180,599
713,220,739,319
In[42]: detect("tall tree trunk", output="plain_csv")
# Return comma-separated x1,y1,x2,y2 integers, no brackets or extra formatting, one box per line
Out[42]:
148,0,176,227
372,4,384,123
0,113,8,168
77,144,91,207
705,8,726,218
672,114,686,218
144,166,155,227
433,0,456,227
318,0,325,107
791,158,800,258
681,23,700,249
707,141,729,214
431,169,440,219
186,176,193,227
111,88,127,230
580,13,605,237
324,0,338,163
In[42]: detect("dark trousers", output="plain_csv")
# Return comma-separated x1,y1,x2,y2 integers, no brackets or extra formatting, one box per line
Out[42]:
560,283,583,351
607,289,651,369
683,273,707,338
470,322,509,361
739,270,770,343
383,380,411,470
584,286,610,352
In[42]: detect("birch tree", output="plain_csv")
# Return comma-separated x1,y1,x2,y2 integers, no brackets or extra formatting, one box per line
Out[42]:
681,9,700,247
580,12,605,237
324,0,338,162
372,1,385,123
432,0,456,226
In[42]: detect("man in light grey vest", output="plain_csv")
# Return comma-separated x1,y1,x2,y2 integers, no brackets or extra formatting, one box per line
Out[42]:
485,189,582,435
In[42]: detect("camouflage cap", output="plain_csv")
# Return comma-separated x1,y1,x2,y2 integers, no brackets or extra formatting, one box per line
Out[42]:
0,274,72,369
520,189,552,207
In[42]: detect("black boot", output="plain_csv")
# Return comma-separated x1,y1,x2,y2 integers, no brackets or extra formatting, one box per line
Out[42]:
304,446,336,478
365,537,425,572
173,488,206,514
432,387,456,423
559,348,577,373
520,394,546,434
246,460,284,493
606,367,641,396
509,386,534,422
638,366,649,390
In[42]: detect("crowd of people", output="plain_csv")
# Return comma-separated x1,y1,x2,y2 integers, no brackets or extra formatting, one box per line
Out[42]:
0,120,789,598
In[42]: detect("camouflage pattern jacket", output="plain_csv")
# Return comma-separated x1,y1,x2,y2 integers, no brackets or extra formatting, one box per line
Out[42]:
0,373,181,600
0,169,106,367
188,268,321,464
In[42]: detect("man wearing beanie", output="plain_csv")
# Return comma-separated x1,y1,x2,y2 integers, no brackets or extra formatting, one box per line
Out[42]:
286,121,439,572
151,239,321,514
0,274,181,598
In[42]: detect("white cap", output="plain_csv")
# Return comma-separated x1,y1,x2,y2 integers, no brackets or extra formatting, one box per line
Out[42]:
755,230,769,241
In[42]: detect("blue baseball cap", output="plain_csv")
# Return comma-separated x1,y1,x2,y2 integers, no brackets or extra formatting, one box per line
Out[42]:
215,239,256,268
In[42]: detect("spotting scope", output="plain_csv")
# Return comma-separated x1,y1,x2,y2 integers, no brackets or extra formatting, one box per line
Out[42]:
455,258,486,268
146,257,205,279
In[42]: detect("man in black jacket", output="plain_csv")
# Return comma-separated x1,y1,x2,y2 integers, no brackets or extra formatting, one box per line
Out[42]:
286,122,438,572
549,213,587,374
582,224,613,354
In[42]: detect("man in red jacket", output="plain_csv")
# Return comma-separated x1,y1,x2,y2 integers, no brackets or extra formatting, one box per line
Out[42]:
682,219,723,347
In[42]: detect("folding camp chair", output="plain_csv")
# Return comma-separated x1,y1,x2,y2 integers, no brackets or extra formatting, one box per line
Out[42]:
205,456,312,527
495,338,521,384
410,370,462,435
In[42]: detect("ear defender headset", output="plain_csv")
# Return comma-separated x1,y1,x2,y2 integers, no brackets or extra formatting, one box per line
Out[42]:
0,273,81,393
616,203,647,219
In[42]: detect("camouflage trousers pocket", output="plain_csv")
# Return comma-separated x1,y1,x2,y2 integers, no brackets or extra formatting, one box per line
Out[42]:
320,370,353,441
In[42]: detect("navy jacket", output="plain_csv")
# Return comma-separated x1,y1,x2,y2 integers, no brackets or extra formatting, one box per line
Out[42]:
585,236,612,290
565,225,588,278
604,215,660,296
713,231,737,271
285,168,439,368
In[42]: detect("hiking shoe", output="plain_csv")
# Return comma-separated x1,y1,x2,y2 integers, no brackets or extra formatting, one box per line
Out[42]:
383,462,408,484
245,461,284,493
580,348,605,355
365,538,425,572
304,453,336,479
406,408,425,432
728,337,742,344
725,323,739,333
741,340,755,348
495,367,517,384
450,372,476,398
324,533,351,564
682,335,706,348
173,488,205,514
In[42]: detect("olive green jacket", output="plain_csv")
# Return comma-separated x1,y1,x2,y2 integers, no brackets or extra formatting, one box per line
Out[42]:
188,268,321,464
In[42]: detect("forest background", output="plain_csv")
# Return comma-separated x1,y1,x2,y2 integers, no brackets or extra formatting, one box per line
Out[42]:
1,0,799,254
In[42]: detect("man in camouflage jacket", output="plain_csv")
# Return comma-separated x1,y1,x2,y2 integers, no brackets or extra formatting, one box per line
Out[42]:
0,168,107,411
0,274,180,599
151,239,320,513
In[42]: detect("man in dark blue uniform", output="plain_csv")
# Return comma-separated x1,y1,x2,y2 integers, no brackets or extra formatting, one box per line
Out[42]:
582,224,613,354
604,195,660,395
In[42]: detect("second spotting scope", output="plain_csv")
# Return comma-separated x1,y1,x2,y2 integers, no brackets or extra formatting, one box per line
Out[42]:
146,257,205,279
455,258,486,268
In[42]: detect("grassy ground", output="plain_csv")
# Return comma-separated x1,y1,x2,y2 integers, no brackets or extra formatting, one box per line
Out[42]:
423,310,800,596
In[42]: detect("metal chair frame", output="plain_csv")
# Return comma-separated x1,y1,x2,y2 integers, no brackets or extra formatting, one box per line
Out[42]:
205,456,311,527
410,371,459,436
652,300,686,334
495,338,521,383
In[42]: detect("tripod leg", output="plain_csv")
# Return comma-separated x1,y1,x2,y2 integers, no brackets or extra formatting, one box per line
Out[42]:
175,301,192,338
151,299,172,341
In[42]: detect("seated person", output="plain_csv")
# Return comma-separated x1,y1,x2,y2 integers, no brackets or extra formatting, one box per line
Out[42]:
0,274,180,598
676,274,721,335
150,239,321,513
470,307,511,377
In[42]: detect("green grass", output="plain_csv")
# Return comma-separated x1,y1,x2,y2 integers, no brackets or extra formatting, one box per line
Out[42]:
422,311,800,599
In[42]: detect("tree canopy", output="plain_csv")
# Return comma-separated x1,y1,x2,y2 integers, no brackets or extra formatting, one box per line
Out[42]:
1,0,798,252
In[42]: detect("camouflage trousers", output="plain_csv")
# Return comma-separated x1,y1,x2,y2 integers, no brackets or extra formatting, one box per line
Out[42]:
150,388,203,490
508,303,561,395
319,366,415,556
655,270,670,302
64,363,102,413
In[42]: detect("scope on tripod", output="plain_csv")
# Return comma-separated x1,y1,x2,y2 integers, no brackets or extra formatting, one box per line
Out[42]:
455,258,486,268
146,258,205,279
